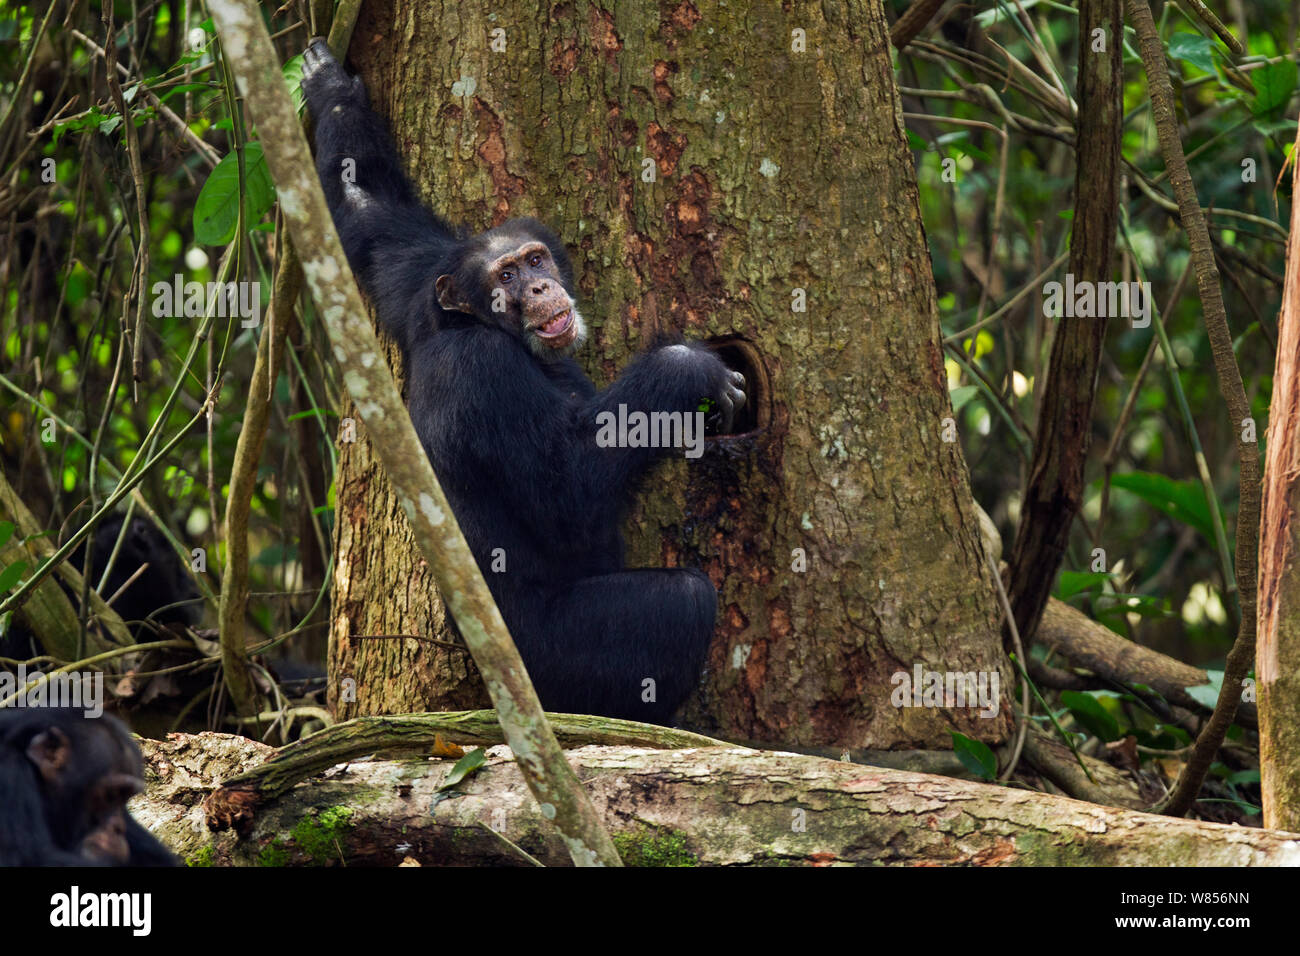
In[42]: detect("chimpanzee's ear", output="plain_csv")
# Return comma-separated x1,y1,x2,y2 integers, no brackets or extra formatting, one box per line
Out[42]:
26,727,72,783
435,275,474,315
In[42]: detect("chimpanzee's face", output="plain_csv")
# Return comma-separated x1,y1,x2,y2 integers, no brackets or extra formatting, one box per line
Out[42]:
435,221,587,359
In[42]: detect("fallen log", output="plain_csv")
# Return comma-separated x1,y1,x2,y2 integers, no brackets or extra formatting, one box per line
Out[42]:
134,729,1300,866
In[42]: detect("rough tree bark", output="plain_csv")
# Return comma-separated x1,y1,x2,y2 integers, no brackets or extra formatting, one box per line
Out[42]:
329,0,1009,750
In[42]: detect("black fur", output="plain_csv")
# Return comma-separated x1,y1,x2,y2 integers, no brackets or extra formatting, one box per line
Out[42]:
83,515,201,639
0,707,177,867
0,514,200,661
302,39,742,723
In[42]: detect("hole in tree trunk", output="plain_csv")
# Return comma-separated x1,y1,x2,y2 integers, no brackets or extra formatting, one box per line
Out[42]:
704,336,768,437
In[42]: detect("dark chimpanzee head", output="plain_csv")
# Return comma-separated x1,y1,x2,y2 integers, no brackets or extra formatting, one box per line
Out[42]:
434,218,587,360
83,515,201,635
0,707,145,865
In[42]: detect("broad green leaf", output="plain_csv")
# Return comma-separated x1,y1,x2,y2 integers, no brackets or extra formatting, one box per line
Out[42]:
1106,471,1215,541
1253,117,1298,138
193,142,276,245
1184,668,1223,709
948,385,978,413
1167,33,1216,74
1252,59,1298,116
0,559,27,594
1060,690,1120,742
1056,570,1110,601
439,747,487,790
0,520,13,548
951,731,997,780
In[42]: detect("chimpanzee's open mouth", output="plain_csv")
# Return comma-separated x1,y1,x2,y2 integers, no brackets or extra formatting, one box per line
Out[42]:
536,310,573,338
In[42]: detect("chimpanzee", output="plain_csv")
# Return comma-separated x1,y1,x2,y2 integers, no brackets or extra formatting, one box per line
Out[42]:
83,514,201,639
0,513,201,661
301,40,745,723
0,707,178,866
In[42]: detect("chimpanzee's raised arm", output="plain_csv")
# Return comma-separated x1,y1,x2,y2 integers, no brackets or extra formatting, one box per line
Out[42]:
300,38,454,356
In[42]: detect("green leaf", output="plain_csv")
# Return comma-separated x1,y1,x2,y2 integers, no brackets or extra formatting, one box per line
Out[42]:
1055,570,1109,601
282,54,306,112
1167,33,1216,74
1252,59,1298,116
948,385,978,413
1106,471,1215,541
193,142,276,246
0,560,27,594
1184,669,1223,709
951,731,997,780
1060,690,1120,742
439,747,487,790
1252,117,1298,138
0,521,13,549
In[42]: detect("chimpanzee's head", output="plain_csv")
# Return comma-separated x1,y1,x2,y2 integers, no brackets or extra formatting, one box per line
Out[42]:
6,708,144,863
435,218,587,359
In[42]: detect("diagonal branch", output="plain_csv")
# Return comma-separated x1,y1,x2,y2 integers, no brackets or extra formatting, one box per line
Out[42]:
891,0,950,49
204,0,621,867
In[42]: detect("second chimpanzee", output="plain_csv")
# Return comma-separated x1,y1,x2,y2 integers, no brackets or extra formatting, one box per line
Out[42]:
0,707,177,866
0,514,201,661
83,514,201,639
301,40,745,723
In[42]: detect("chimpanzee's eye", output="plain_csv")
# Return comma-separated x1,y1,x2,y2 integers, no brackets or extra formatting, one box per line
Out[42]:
528,253,542,268
499,270,514,283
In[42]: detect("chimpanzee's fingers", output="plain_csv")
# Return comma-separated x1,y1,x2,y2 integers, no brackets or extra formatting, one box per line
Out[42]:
726,371,747,410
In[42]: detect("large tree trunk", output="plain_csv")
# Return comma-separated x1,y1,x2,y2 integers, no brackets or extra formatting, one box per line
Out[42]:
330,0,1009,750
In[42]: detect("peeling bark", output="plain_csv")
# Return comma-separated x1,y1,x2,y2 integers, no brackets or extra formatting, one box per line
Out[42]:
1257,121,1300,831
